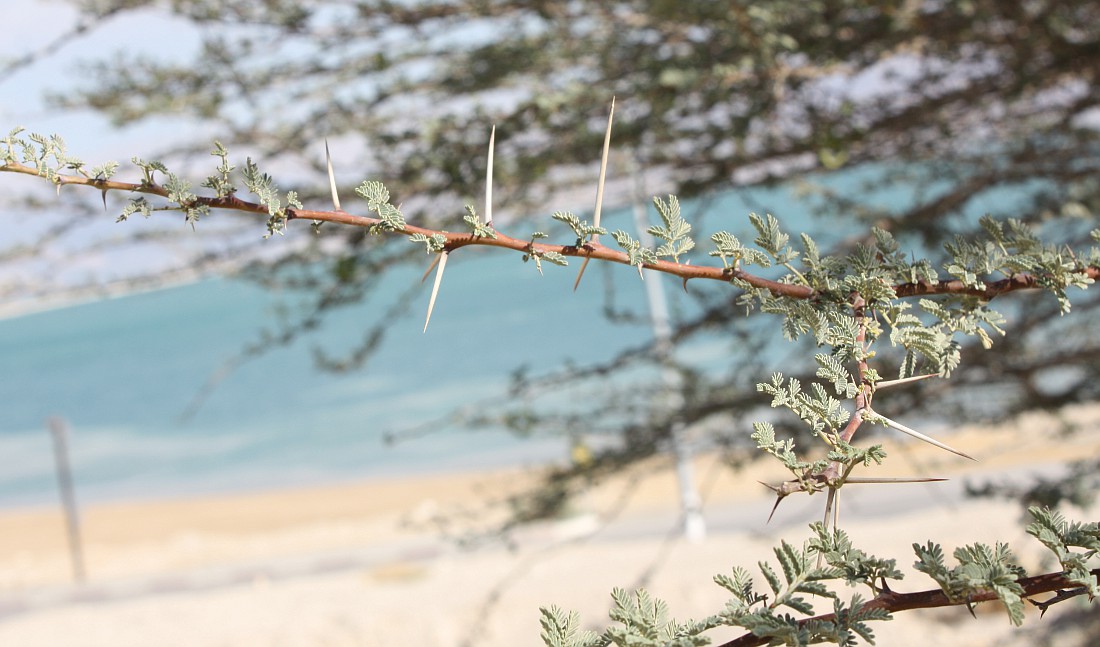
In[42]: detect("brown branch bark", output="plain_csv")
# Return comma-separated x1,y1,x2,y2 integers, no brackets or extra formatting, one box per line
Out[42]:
894,271,1100,299
3,161,1096,302
717,568,1100,647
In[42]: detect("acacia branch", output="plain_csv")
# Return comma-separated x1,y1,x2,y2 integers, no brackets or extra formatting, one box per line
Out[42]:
718,568,1100,647
894,272,1100,299
2,161,1096,302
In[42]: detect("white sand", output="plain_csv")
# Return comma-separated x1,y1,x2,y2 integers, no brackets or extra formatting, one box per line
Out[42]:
0,405,1097,646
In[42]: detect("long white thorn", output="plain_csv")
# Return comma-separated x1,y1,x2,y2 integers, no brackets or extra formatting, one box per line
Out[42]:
423,251,449,333
325,139,341,211
873,411,976,461
845,476,948,484
875,373,938,390
485,125,495,227
573,257,592,292
592,96,614,230
823,488,837,529
573,97,615,292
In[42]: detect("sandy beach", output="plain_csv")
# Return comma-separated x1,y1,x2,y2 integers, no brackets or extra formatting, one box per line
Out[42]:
0,405,1097,646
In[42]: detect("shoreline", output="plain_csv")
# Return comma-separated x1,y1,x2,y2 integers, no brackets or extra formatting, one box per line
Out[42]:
0,406,1096,646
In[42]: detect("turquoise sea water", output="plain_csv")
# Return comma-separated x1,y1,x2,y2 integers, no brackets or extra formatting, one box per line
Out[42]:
0,250,649,508
0,190,783,509
1,170,994,510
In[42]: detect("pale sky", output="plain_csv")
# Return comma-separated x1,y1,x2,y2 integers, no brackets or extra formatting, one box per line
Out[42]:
0,1,202,155
0,1,289,311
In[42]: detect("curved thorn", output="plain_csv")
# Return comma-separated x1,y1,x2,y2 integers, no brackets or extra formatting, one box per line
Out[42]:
485,125,495,228
325,139,341,211
874,411,976,461
423,251,449,333
758,481,785,524
766,495,784,524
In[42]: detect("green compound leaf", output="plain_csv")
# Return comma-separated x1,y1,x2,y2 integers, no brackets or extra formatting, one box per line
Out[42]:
201,141,236,198
552,211,605,246
1025,506,1100,597
750,212,798,265
131,156,169,189
462,204,498,238
408,232,447,253
647,194,695,262
611,229,658,268
714,566,768,610
88,161,119,181
117,196,152,222
539,605,601,647
355,180,407,234
710,231,771,268
809,523,904,592
913,540,1027,625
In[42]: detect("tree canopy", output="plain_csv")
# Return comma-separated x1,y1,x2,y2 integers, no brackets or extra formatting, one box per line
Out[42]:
2,1,1099,643
3,0,1099,514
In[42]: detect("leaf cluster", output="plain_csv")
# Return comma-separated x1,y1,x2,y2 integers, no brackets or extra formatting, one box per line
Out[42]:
552,211,606,247
355,180,406,235
242,157,302,237
542,532,897,647
2,127,86,183
1026,506,1100,599
913,540,1027,625
647,195,694,262
523,232,570,274
758,373,850,441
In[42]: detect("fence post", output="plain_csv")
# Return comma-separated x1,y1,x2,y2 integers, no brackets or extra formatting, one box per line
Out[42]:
629,158,706,543
47,416,86,583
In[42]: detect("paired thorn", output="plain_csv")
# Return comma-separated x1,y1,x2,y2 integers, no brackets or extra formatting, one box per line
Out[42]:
761,474,948,524
325,139,341,211
420,254,441,284
871,410,976,461
423,250,449,333
573,97,615,292
485,125,495,228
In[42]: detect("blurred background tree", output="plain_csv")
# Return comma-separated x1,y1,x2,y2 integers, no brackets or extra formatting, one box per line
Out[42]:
3,0,1098,557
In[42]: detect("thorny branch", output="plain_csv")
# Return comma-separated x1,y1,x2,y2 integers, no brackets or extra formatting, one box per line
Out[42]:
5,129,1098,646
3,160,1097,299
